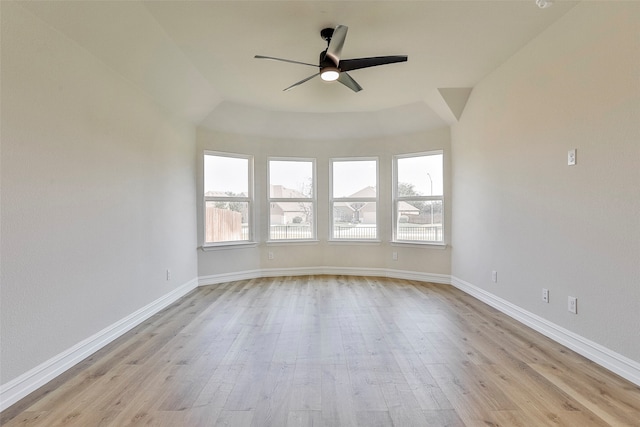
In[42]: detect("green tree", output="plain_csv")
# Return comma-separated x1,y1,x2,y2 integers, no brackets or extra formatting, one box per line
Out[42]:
398,182,422,197
398,182,425,212
297,178,313,224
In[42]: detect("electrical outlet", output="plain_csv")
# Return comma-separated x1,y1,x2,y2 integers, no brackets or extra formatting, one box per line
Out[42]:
491,270,498,283
392,252,398,261
268,251,274,260
568,149,577,166
568,296,577,314
542,288,549,303
166,269,171,281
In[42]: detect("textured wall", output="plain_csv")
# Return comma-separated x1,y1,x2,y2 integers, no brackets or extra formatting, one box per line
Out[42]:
451,2,640,362
1,3,198,384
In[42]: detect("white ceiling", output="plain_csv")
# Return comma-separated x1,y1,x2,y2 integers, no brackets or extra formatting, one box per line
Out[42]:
19,1,578,139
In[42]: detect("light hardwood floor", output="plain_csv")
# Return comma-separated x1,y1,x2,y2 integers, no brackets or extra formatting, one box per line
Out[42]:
2,276,640,426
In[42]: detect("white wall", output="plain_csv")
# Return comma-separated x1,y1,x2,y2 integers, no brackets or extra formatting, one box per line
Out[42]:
2,0,638,404
451,2,639,362
196,128,452,280
0,3,198,385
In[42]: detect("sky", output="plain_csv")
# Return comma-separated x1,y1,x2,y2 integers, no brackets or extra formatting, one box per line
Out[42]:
269,160,313,196
204,155,249,194
397,154,444,196
332,160,377,197
205,154,443,197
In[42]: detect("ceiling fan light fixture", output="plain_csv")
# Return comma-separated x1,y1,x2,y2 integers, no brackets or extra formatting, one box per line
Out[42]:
320,67,340,82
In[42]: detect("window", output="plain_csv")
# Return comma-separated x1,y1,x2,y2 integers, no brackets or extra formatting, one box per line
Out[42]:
393,151,444,243
330,158,378,240
268,158,316,241
204,152,253,244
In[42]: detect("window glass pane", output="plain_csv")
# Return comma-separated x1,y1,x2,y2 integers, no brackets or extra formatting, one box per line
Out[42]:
397,154,443,196
269,202,313,239
332,160,377,198
332,202,377,239
205,201,249,243
269,160,313,198
204,155,249,196
397,200,443,242
268,159,315,241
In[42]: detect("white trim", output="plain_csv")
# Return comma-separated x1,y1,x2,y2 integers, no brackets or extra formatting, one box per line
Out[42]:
390,242,448,249
198,269,264,286
267,157,317,242
330,157,379,240
450,276,640,387
266,240,319,246
327,239,382,245
4,270,638,413
198,267,450,286
0,278,199,412
200,242,258,251
203,151,255,244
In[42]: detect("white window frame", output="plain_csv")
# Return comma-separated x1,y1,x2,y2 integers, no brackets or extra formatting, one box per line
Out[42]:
203,150,254,247
392,150,444,245
267,157,317,242
330,157,379,241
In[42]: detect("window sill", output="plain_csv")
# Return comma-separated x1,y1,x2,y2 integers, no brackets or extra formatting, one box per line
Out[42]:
391,241,448,249
266,240,319,246
328,239,382,245
200,242,258,251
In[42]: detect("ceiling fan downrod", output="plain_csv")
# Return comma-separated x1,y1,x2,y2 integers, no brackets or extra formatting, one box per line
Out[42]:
320,27,335,45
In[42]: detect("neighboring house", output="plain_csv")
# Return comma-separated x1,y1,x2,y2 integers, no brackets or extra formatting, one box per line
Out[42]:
333,186,407,224
270,185,310,225
208,185,423,227
397,201,422,221
270,201,310,225
206,186,312,228
333,186,423,224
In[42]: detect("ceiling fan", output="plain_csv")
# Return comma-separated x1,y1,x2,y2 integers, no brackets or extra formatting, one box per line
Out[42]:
255,25,407,92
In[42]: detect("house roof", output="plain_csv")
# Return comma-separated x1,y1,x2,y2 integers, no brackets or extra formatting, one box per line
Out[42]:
271,185,307,199
18,1,577,139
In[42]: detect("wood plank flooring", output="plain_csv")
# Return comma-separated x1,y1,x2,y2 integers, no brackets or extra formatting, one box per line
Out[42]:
2,275,640,426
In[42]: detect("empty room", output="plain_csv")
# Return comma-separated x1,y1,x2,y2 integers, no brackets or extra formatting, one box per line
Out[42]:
1,1,639,426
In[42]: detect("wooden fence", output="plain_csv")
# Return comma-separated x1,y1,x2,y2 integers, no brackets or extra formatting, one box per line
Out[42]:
206,206,242,242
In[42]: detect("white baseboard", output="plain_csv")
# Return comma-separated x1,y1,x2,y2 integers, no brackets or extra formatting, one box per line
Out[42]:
200,269,640,386
4,270,638,413
0,278,199,412
198,266,451,286
450,276,640,387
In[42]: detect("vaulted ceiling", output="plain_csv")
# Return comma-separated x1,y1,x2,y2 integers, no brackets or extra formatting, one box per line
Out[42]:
19,1,578,139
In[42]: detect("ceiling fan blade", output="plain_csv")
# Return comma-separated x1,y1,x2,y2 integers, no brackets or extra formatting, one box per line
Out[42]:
254,55,318,68
337,72,363,93
339,55,408,72
326,25,348,66
283,73,320,91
